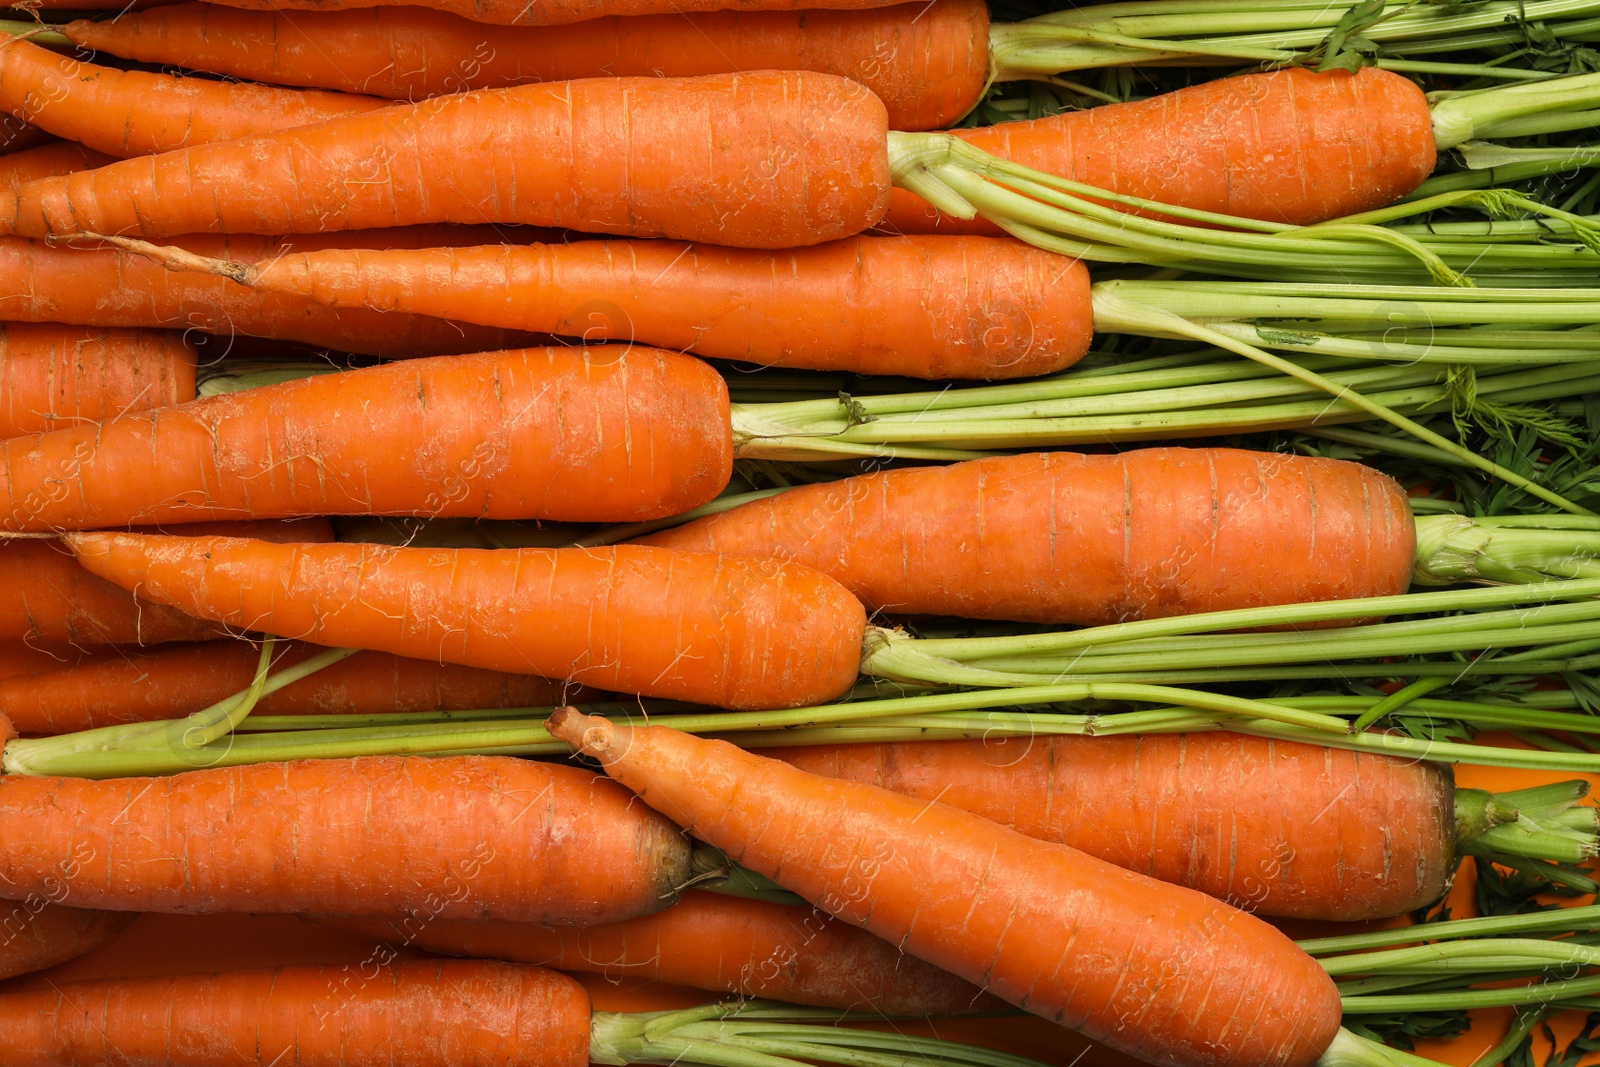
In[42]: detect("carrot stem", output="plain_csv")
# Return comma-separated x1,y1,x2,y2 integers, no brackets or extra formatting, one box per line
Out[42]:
1085,289,1589,514
1410,146,1600,199
0,644,359,776
734,357,1600,458
1325,940,1600,978
0,22,67,46
1466,1007,1550,1067
197,362,344,396
1301,905,1600,954
890,577,1600,660
987,0,1600,76
1318,1027,1446,1067
1431,72,1600,147
889,131,1600,282
588,1002,1047,1067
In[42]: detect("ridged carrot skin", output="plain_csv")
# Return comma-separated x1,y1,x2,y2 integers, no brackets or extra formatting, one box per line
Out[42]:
65,0,991,131
0,141,114,192
0,960,594,1067
0,232,532,359
4,72,892,247
0,519,331,647
235,235,1092,379
66,535,868,709
0,324,195,438
0,38,388,159
640,449,1418,624
329,889,1002,1014
0,345,731,530
770,734,1459,921
0,755,691,924
0,640,603,735
550,710,1345,1067
0,903,136,980
0,539,222,645
883,66,1437,233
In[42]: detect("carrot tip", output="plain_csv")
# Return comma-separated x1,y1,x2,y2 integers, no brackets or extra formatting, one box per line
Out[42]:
546,706,617,759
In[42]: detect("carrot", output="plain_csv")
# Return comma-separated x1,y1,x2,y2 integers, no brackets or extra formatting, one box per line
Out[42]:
0,324,195,437
64,534,867,709
0,139,114,191
766,734,1461,922
0,539,230,645
0,233,533,358
881,65,1436,233
0,345,731,530
0,754,691,923
0,37,390,158
1,71,891,246
0,112,50,154
0,961,597,1065
0,640,93,680
166,234,1093,380
149,0,917,28
0,640,606,735
61,0,991,131
0,518,331,646
326,889,1003,1014
25,0,177,9
0,901,135,980
638,449,1418,625
0,958,1037,1067
547,708,1346,1067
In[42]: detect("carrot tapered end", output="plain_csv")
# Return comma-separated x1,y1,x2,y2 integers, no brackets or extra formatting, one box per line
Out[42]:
547,707,628,763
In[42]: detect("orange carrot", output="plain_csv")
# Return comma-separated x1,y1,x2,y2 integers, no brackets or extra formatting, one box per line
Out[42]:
0,324,195,437
174,234,1092,379
0,640,97,680
65,534,867,709
0,901,135,980
0,232,533,358
0,518,331,646
768,734,1459,921
160,0,915,28
0,112,49,154
0,345,731,530
0,539,229,645
327,889,1002,1014
2,71,891,246
639,449,1418,624
0,140,113,191
0,37,389,158
0,640,606,735
548,708,1345,1067
25,0,177,9
62,0,991,131
881,66,1436,232
0,754,691,923
0,960,599,1066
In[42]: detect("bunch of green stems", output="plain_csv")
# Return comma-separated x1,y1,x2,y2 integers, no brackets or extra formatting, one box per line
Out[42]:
988,0,1600,81
1308,907,1600,1067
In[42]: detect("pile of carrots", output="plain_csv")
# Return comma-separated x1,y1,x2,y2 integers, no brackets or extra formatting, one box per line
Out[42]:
0,0,1598,1065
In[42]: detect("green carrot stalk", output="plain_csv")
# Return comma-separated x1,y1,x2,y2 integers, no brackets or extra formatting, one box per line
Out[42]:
987,0,1600,77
